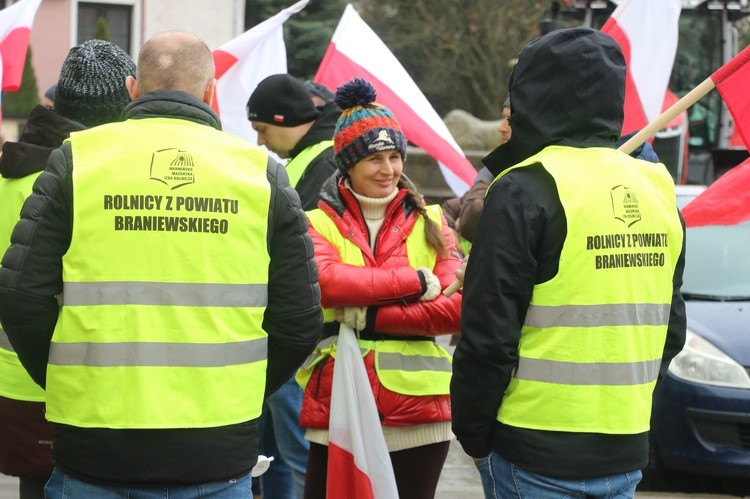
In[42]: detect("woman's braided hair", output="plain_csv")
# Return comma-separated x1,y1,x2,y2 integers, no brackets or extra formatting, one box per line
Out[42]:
398,178,446,256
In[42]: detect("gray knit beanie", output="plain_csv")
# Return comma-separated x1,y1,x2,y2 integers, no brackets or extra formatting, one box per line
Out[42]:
54,40,136,127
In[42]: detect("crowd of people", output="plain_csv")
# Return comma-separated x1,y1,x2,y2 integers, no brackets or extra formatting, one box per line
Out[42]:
0,25,685,499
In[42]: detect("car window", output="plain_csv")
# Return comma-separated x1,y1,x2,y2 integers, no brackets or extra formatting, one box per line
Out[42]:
682,225,750,299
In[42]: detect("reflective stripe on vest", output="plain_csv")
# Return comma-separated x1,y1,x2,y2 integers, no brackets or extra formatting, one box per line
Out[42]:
46,118,272,429
63,282,268,307
0,174,46,402
0,329,12,353
285,140,333,188
494,146,683,434
299,204,452,396
49,337,267,367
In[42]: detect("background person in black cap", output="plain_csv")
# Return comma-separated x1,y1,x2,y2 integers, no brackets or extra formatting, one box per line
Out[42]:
304,80,335,107
247,73,339,211
451,27,686,498
41,84,57,108
0,39,135,499
246,73,338,499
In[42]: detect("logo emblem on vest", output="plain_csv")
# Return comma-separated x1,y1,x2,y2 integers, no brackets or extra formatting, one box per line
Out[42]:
611,185,641,227
150,148,195,190
367,130,396,152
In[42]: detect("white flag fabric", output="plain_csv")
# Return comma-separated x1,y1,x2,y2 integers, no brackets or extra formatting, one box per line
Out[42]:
602,0,681,134
212,0,308,143
0,0,42,123
315,4,476,196
326,324,399,499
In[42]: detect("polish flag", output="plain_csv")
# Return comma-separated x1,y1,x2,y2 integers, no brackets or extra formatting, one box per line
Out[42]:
212,0,308,143
602,0,681,135
315,4,476,196
0,0,42,122
710,44,750,151
327,324,398,499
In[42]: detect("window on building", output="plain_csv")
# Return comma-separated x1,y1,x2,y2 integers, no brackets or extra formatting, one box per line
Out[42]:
77,2,132,54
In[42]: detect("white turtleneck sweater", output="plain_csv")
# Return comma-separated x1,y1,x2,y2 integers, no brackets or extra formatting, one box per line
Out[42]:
347,180,399,251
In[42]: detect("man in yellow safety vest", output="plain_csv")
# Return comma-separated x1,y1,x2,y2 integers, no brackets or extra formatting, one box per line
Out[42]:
0,30,322,497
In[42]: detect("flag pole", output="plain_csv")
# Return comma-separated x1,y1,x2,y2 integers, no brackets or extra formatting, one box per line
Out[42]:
617,76,716,154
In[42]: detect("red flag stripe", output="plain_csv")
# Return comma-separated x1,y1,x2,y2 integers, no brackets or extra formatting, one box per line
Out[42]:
682,158,750,227
326,444,376,499
0,26,31,91
710,44,750,84
315,43,477,188
710,45,750,150
602,18,649,135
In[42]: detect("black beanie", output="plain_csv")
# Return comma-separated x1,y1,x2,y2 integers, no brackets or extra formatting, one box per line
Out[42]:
247,74,320,127
54,40,136,128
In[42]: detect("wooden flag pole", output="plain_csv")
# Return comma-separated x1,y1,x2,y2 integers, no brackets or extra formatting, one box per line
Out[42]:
618,77,716,154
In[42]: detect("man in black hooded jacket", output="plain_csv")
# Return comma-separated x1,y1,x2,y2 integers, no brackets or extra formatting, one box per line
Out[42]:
451,27,686,498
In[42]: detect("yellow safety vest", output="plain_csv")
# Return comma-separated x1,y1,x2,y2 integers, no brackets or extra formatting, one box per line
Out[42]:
0,173,46,401
494,145,683,434
46,118,272,429
299,204,453,396
285,140,333,189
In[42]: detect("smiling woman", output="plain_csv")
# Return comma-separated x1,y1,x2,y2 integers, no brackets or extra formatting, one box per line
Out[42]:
298,77,463,499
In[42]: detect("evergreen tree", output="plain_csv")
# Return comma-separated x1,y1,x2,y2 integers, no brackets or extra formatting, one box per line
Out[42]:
245,0,347,78
93,16,112,42
2,47,40,116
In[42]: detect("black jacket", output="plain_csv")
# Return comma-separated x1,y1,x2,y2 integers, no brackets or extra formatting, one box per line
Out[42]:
289,100,340,211
0,104,85,179
450,28,687,478
0,90,322,486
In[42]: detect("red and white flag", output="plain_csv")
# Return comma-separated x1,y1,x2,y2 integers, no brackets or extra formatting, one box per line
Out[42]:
315,4,476,196
0,0,42,121
710,44,750,150
602,0,681,135
212,0,308,143
327,324,398,499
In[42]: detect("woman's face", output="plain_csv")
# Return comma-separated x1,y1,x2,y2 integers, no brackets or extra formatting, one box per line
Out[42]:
498,106,512,144
348,150,403,198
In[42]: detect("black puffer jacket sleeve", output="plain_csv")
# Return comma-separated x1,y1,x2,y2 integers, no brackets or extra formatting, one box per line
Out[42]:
263,158,322,395
0,143,73,387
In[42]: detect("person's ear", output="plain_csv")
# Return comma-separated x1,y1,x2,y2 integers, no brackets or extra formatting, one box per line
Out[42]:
125,75,139,100
203,78,217,106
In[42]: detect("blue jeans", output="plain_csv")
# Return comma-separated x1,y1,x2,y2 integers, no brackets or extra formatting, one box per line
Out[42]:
475,451,642,499
259,377,309,499
45,468,252,498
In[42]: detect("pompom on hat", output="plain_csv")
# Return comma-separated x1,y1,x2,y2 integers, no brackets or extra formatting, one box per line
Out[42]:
54,40,135,127
333,78,407,172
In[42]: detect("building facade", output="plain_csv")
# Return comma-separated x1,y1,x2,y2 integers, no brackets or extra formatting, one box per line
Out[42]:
2,0,244,140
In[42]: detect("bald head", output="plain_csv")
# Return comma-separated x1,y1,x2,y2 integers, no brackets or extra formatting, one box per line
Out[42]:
134,31,215,99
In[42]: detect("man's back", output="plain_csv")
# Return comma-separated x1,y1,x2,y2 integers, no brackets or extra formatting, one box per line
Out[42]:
0,32,321,493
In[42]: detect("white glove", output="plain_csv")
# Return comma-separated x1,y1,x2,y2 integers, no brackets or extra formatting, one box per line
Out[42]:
335,306,367,330
417,267,441,302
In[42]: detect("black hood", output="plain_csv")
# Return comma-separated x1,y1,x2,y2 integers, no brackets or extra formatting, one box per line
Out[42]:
0,105,85,179
483,27,626,176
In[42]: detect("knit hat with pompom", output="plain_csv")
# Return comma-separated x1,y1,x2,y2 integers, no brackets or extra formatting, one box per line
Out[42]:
333,78,407,172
